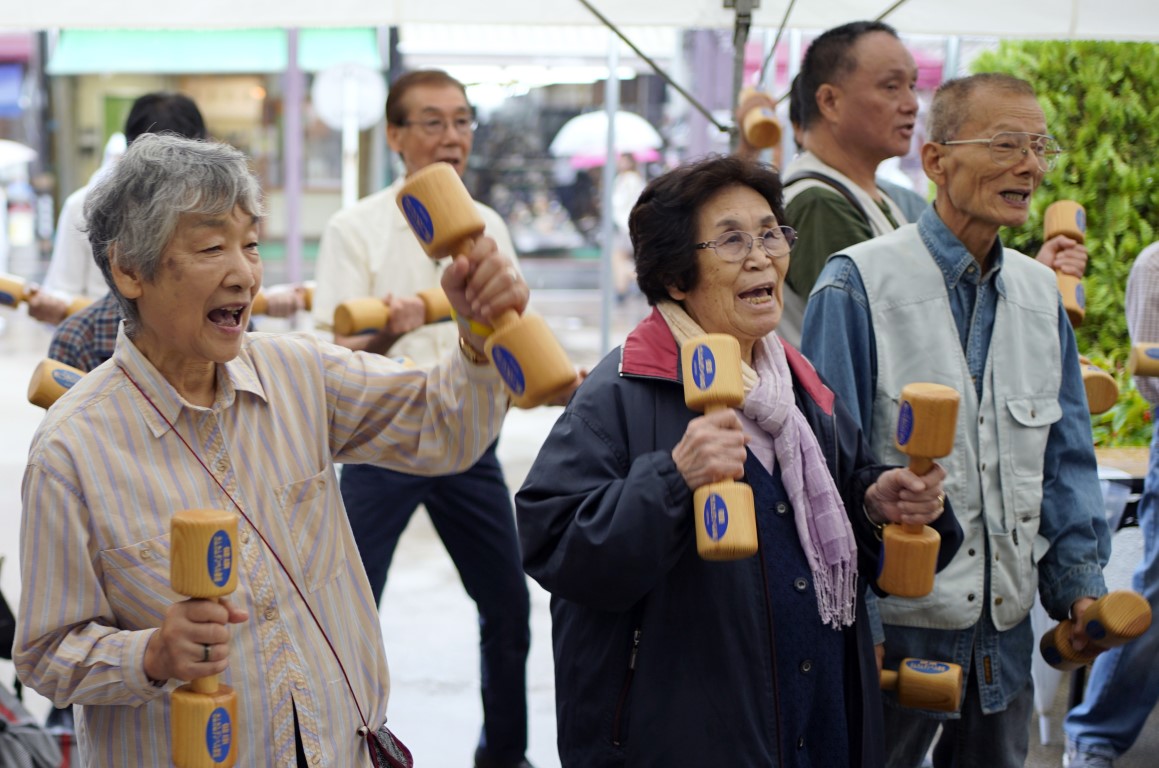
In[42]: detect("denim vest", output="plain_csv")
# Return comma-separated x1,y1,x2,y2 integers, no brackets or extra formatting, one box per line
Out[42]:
848,227,1062,631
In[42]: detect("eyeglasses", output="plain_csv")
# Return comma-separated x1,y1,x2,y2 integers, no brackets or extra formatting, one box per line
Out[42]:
694,226,797,263
400,116,479,137
936,131,1064,172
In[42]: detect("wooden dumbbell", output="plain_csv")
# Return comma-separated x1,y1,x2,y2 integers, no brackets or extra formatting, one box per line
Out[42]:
332,288,452,337
170,509,239,768
27,358,85,409
1081,590,1152,650
1128,343,1159,377
250,284,313,317
880,657,963,712
1078,356,1118,415
880,382,960,597
1039,618,1103,671
681,334,757,561
1044,200,1086,327
738,87,782,149
0,273,93,317
396,162,575,408
1039,590,1152,670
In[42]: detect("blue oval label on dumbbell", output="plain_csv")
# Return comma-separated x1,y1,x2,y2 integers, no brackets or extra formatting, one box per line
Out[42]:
689,344,716,391
207,530,233,588
1076,282,1086,309
53,369,82,389
896,401,915,446
703,493,729,541
205,706,233,762
904,659,950,675
491,346,526,396
1075,207,1086,234
399,195,435,244
1146,348,1159,362
0,291,17,307
1042,646,1063,666
1086,619,1107,641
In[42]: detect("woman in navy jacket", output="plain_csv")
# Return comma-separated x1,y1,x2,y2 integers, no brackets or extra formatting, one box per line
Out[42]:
515,155,962,767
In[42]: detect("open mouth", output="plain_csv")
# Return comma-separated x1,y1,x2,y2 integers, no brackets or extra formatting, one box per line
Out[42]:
1001,190,1031,203
208,305,245,328
738,285,775,304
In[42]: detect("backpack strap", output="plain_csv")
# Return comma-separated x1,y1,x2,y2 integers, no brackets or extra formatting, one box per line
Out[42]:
786,171,873,226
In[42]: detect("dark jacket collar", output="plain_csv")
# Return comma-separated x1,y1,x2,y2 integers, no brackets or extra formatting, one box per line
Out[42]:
620,307,835,416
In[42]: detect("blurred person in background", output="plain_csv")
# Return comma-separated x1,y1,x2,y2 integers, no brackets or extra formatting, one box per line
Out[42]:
1062,238,1159,768
311,68,536,768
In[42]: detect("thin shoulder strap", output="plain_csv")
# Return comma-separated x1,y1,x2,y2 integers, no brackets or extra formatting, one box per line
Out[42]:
786,171,873,226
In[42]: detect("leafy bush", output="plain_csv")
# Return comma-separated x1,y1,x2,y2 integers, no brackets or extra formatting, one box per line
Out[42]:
972,41,1159,445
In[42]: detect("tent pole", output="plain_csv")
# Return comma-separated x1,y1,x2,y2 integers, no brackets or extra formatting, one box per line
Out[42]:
599,35,620,357
283,29,304,286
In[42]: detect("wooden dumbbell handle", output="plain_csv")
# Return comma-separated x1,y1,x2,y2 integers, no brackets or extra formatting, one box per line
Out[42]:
900,456,935,534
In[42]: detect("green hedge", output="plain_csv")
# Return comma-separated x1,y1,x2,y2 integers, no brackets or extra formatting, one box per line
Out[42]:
972,41,1159,446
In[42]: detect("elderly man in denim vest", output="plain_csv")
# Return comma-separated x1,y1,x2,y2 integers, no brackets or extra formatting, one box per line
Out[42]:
801,72,1111,768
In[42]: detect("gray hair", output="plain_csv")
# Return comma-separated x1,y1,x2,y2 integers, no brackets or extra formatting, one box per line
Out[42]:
84,133,264,333
927,73,1037,142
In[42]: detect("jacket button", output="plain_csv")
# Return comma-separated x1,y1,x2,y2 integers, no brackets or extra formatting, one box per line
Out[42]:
775,502,788,516
794,577,809,592
799,659,813,673
995,596,1004,605
797,737,806,749
967,593,976,602
968,548,976,556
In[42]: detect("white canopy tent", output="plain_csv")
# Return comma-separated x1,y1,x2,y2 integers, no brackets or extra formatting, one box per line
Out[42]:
0,0,1157,41
3,0,1155,352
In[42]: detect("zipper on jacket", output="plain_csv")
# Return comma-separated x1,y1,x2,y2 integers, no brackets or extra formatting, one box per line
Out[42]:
611,628,642,747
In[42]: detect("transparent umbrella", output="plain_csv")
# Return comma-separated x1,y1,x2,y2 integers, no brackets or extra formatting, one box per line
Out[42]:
549,110,662,158
0,139,37,169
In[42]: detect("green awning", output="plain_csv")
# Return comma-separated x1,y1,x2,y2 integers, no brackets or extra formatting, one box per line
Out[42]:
47,28,381,75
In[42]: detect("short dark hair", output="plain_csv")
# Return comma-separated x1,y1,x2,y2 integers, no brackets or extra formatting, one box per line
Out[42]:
386,70,469,126
797,21,899,130
927,73,1037,142
124,92,208,144
631,154,786,305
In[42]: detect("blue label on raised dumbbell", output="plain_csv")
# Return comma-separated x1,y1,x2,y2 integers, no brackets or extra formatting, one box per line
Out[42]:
52,369,82,390
689,344,716,391
205,706,233,763
207,530,233,588
1075,207,1086,234
490,345,526,396
1086,619,1107,641
703,493,729,541
896,401,914,446
903,659,950,675
1076,282,1086,309
399,194,434,244
0,290,16,307
1146,348,1159,362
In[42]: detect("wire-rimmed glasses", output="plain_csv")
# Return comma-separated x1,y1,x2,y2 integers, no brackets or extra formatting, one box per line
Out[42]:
400,116,479,137
937,131,1064,172
694,226,797,263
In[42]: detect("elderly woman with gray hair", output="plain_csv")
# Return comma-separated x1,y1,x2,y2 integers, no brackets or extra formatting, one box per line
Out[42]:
14,133,526,767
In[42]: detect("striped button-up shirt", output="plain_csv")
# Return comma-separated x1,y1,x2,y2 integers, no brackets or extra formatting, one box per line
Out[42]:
1127,241,1159,405
17,325,507,767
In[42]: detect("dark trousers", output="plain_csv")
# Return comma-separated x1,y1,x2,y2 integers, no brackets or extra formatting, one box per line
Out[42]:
341,442,531,762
